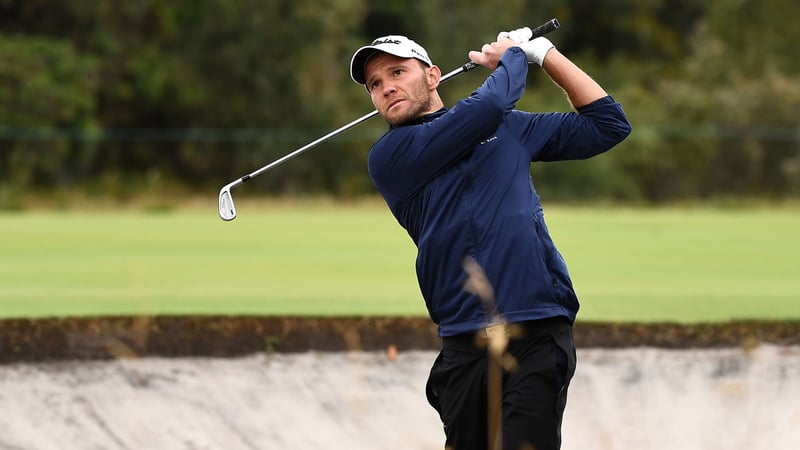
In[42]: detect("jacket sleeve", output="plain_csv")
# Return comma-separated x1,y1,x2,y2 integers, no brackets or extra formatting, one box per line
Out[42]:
368,48,530,208
509,95,632,162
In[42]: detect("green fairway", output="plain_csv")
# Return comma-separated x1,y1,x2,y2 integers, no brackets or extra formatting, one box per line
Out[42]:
1,201,798,322
550,207,800,322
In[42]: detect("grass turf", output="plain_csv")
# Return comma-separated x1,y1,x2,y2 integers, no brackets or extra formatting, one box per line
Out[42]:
1,201,798,322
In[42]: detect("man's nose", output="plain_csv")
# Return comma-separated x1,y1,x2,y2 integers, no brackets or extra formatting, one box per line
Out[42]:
381,82,397,96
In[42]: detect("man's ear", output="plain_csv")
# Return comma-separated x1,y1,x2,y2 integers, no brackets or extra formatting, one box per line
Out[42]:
427,65,442,90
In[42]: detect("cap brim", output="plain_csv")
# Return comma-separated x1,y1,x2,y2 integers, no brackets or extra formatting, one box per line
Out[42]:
350,47,382,84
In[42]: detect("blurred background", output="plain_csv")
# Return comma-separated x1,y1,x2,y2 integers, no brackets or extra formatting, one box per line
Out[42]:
2,2,799,449
1,0,798,208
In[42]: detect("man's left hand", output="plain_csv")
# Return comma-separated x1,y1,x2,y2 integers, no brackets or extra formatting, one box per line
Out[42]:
497,27,532,44
496,27,555,67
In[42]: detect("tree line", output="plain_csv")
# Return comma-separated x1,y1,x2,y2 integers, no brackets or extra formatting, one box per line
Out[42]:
1,0,798,206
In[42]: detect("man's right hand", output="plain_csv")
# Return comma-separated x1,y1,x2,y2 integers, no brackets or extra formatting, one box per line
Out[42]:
467,38,519,70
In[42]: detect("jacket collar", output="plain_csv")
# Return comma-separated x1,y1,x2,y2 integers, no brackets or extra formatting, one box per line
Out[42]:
390,106,448,128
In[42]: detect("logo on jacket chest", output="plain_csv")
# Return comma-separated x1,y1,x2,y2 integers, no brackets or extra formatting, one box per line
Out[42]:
480,136,498,145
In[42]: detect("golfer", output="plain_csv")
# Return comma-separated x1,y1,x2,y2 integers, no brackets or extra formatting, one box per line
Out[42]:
350,28,631,450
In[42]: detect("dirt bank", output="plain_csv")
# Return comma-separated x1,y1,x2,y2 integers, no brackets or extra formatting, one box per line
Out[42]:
2,316,800,363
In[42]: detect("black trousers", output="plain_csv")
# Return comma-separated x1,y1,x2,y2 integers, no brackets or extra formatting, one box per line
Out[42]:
425,317,576,450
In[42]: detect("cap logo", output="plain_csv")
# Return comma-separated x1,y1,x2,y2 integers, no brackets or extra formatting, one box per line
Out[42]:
372,37,402,45
411,49,428,60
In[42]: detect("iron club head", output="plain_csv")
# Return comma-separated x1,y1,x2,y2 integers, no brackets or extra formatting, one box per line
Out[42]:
218,186,237,221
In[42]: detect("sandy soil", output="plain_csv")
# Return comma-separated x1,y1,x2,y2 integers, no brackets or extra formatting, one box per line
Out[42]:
2,345,799,450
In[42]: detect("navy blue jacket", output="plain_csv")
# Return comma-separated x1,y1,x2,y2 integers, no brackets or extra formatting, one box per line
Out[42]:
367,47,631,336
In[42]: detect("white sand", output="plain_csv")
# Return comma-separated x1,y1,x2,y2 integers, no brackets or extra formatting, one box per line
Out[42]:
1,345,798,449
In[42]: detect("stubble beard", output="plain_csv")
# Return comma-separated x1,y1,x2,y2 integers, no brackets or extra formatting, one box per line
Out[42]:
384,78,433,127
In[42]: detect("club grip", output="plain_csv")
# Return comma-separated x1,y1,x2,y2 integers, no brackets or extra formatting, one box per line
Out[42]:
530,18,560,39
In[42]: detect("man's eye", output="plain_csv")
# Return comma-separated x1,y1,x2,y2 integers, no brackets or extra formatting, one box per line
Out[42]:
370,81,380,90
394,69,404,76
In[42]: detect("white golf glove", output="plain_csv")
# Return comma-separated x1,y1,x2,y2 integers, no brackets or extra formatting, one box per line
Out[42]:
497,27,554,67
497,27,532,44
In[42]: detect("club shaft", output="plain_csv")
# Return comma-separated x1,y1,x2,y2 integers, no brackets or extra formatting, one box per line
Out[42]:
235,62,464,186
230,18,559,189
233,109,379,187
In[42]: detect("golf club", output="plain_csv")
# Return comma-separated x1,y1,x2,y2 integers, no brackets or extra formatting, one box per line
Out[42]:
219,18,560,221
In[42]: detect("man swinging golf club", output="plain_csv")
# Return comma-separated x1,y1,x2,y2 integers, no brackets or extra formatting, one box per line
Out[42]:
350,27,631,450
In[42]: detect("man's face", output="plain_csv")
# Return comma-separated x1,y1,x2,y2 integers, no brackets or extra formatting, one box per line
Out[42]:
364,53,437,126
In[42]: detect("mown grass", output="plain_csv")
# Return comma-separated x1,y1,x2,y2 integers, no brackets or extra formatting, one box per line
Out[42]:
1,200,798,322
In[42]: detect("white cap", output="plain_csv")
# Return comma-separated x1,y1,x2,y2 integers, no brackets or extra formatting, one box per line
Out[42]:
350,35,433,85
